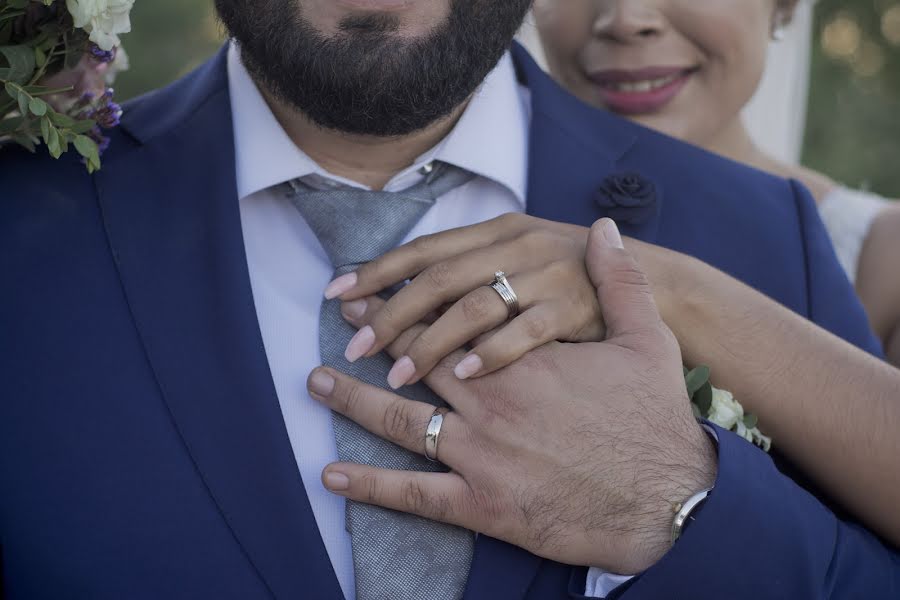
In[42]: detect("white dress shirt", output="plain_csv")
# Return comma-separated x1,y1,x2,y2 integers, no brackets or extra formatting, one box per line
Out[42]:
228,42,622,599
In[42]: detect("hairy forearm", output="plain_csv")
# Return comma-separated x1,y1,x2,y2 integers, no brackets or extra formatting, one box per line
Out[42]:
629,239,900,545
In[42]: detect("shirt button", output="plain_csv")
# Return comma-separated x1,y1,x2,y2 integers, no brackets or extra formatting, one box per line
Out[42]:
419,162,435,175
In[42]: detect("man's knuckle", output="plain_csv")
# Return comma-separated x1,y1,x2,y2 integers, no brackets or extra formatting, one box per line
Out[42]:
401,478,430,514
609,260,650,288
382,399,417,441
361,473,382,504
469,485,505,523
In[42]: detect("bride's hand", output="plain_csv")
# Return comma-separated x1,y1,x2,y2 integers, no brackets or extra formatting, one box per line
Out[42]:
324,213,606,388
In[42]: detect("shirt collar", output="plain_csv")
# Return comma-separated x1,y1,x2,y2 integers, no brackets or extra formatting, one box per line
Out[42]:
227,41,528,206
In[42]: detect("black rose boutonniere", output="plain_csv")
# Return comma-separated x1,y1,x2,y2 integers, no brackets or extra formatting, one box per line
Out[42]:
594,173,659,225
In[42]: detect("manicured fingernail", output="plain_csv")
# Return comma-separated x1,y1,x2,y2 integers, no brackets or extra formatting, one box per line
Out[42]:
308,369,335,398
323,471,350,491
387,356,416,390
454,354,483,380
345,326,376,363
341,298,368,321
325,273,358,300
601,218,624,249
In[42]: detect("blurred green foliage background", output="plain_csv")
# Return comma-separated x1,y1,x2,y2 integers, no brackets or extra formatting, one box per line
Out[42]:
806,0,900,198
116,0,900,198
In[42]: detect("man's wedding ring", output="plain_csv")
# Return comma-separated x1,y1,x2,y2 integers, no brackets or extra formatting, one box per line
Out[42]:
489,271,520,320
424,407,450,462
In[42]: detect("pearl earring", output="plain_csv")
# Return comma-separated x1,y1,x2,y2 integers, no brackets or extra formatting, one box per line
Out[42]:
771,10,789,41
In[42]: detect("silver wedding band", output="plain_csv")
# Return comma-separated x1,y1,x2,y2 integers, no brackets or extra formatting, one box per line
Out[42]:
424,407,450,462
489,271,520,320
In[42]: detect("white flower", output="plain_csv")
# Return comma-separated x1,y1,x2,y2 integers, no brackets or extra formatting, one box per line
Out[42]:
707,388,744,430
67,0,136,51
106,45,130,86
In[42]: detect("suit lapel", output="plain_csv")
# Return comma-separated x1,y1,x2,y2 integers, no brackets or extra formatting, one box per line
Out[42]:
96,48,342,599
511,43,663,243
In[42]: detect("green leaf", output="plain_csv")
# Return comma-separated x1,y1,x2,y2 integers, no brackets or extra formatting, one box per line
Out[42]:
3,80,17,102
74,134,100,168
743,413,759,430
693,383,713,416
34,46,47,69
684,366,711,398
47,126,61,159
7,0,31,9
39,114,50,142
26,84,75,97
28,96,47,116
70,119,96,134
15,87,28,118
48,111,77,128
0,45,37,84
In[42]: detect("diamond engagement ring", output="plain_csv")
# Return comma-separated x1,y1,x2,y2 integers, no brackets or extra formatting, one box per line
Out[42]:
489,271,520,320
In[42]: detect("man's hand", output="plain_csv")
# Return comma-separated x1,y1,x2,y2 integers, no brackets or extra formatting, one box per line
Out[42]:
308,219,717,574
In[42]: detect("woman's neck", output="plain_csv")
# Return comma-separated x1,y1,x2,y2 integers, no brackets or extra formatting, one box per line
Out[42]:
703,117,837,203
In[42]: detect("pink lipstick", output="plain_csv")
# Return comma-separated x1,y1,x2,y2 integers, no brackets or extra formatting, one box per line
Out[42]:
587,66,695,115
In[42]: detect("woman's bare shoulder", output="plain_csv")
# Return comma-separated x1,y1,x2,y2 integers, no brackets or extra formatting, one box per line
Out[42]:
856,204,900,343
784,165,838,204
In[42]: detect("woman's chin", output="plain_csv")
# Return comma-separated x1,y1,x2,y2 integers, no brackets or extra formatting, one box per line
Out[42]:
615,110,686,141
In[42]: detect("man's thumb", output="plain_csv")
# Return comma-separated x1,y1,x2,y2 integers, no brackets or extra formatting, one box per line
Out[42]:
586,219,663,338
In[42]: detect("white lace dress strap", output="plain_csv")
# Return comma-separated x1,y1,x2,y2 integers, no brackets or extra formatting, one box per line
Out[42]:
817,186,891,283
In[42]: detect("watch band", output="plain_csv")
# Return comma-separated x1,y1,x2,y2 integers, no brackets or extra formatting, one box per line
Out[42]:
671,487,714,544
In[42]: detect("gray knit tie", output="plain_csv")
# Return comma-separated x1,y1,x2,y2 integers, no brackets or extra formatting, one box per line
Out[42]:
288,163,476,600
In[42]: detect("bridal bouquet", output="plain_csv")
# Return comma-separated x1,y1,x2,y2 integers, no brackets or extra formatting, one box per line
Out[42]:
0,0,133,172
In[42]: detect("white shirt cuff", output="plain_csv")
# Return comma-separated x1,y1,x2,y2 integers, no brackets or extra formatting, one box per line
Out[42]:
584,568,633,597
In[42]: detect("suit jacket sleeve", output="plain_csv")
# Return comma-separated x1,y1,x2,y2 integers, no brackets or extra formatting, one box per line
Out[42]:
611,425,900,599
790,179,885,357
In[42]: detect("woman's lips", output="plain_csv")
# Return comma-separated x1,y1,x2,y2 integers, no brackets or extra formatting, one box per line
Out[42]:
587,67,696,115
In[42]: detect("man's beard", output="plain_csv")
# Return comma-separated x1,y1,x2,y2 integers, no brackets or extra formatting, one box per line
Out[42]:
215,0,532,137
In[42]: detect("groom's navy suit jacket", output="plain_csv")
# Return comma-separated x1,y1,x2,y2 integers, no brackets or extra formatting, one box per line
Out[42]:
2,44,898,599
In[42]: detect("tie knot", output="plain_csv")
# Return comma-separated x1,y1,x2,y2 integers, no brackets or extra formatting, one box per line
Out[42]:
288,163,474,272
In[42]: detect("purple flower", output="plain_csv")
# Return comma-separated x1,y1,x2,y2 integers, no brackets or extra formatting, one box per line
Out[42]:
86,89,122,129
88,125,111,155
594,173,658,225
89,43,117,64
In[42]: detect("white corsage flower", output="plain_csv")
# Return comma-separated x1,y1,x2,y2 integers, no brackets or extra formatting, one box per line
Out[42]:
66,0,136,51
707,388,743,430
686,366,772,452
